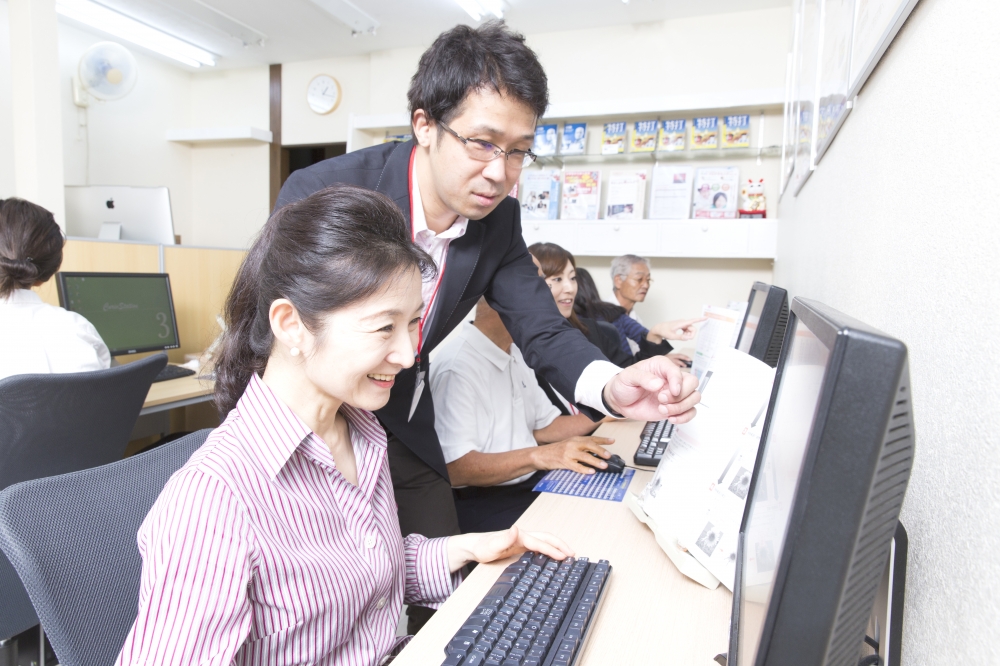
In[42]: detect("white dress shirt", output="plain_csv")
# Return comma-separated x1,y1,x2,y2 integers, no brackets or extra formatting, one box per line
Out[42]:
430,322,561,486
0,289,111,381
409,159,620,416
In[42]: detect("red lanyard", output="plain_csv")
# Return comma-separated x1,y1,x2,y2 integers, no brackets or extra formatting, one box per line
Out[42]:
409,146,446,363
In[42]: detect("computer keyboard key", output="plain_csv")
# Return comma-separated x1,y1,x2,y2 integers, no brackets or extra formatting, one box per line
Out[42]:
448,638,474,657
485,583,513,600
581,593,597,604
527,646,545,659
496,639,513,652
461,651,486,666
442,653,464,666
483,630,499,643
476,640,493,654
522,659,540,666
497,573,519,585
564,628,581,641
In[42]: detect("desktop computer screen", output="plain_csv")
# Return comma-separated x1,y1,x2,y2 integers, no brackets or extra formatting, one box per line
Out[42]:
734,282,789,368
730,297,913,666
64,185,176,245
56,272,181,356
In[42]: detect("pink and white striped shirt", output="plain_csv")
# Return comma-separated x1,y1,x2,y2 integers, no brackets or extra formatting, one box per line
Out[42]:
115,373,460,666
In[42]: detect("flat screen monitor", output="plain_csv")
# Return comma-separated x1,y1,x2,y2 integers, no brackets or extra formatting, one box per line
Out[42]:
729,297,913,666
56,272,181,356
64,185,176,245
735,282,789,368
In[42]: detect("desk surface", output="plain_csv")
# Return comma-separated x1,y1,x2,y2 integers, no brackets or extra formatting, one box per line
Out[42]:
393,419,733,666
142,375,214,412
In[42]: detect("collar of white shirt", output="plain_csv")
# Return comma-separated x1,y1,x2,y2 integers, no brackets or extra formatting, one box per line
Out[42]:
2,289,42,305
409,157,469,247
459,321,513,371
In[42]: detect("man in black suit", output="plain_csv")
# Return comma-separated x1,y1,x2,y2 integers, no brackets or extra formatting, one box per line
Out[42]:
275,21,699,632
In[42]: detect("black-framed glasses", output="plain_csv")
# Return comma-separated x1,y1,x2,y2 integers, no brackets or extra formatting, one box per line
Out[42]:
438,121,537,169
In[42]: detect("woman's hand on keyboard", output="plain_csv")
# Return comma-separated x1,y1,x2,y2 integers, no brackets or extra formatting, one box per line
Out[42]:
447,526,574,573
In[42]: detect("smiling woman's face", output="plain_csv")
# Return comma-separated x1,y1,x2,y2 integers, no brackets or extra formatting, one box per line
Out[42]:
542,259,578,319
299,267,424,411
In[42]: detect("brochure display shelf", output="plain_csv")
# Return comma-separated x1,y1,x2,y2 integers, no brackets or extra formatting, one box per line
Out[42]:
537,145,781,167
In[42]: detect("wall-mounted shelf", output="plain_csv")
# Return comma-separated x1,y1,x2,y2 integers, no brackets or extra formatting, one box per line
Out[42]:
166,126,273,145
536,146,781,167
521,219,777,259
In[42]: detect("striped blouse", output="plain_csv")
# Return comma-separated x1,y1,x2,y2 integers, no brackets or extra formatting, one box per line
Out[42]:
115,373,459,666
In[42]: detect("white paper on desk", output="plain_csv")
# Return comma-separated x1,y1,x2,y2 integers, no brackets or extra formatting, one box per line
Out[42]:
635,348,775,590
691,304,746,380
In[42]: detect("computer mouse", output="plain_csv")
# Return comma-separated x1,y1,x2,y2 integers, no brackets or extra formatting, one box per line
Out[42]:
585,452,626,474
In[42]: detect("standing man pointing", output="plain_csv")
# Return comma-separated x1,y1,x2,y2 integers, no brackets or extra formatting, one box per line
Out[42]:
274,21,699,632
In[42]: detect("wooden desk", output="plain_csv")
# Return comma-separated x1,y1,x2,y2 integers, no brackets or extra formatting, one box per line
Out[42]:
140,375,214,416
393,420,733,666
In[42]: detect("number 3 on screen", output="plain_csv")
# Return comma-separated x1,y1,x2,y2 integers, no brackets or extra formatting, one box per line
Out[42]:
156,312,170,338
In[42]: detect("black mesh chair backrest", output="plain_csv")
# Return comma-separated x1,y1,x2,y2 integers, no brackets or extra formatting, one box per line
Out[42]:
0,354,167,642
0,429,210,666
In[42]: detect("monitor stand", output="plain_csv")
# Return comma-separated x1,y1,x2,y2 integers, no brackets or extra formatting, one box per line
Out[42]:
98,222,122,240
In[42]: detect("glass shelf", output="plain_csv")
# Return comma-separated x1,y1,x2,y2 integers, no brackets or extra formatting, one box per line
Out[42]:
534,146,781,167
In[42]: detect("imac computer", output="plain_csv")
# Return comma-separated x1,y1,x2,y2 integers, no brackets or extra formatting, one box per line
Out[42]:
728,297,914,666
56,273,193,382
734,282,789,368
64,185,176,245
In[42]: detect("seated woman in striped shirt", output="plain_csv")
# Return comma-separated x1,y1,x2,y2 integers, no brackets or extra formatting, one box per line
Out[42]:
115,186,572,666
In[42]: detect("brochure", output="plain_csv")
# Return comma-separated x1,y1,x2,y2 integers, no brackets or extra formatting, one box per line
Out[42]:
561,170,601,220
692,303,746,380
602,122,627,155
561,123,587,155
692,166,739,219
533,124,558,157
519,169,561,220
649,164,695,219
658,119,686,152
631,120,658,153
721,115,751,149
605,170,647,220
690,116,719,151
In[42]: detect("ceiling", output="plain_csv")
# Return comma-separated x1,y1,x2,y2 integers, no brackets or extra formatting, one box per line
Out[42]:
63,0,791,70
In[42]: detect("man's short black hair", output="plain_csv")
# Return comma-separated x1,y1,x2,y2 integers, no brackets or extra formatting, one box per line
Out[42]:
407,20,548,124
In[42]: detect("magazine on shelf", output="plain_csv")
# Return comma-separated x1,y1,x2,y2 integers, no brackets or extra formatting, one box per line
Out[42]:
383,133,412,143
690,116,719,151
649,164,695,219
605,170,647,220
519,169,560,220
658,119,686,152
561,170,601,220
720,115,751,149
561,123,587,155
533,124,558,157
631,120,658,153
601,122,626,155
692,166,739,219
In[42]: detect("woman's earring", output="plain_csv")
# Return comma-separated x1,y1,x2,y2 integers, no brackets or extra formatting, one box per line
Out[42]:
290,346,300,357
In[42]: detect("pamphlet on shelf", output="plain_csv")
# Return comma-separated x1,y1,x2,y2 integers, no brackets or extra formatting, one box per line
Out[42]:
383,133,412,144
631,120,658,153
602,122,626,155
648,164,694,220
690,116,719,150
632,347,776,590
721,114,751,149
533,124,558,157
605,170,647,219
692,166,739,219
561,170,601,220
658,119,686,152
520,169,561,220
691,303,746,380
561,123,587,155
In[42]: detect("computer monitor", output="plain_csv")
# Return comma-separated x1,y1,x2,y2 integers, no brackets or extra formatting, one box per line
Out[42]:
734,282,789,368
56,272,181,356
64,185,176,245
728,297,914,666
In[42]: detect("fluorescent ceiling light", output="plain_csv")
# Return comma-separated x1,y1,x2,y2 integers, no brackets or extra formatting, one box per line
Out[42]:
455,0,503,21
56,0,217,68
307,0,380,36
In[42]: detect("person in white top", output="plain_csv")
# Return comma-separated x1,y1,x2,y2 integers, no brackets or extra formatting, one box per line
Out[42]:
431,299,615,533
0,198,110,381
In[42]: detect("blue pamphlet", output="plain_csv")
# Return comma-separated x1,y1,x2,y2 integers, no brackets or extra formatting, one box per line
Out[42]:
533,468,635,502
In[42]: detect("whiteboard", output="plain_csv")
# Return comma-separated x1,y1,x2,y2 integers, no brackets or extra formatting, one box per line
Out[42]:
848,0,921,97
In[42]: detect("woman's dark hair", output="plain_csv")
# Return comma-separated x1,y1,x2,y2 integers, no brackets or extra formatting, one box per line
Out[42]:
713,192,727,206
214,185,435,417
407,20,548,124
574,267,626,323
527,242,587,336
0,198,64,299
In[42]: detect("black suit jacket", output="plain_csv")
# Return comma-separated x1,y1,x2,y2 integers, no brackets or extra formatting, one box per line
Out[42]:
274,141,609,479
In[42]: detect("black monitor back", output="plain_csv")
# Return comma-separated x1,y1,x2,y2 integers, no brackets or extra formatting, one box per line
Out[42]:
731,297,914,666
736,282,789,368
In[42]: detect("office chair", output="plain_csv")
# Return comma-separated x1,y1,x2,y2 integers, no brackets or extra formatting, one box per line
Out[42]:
0,429,210,666
0,354,167,658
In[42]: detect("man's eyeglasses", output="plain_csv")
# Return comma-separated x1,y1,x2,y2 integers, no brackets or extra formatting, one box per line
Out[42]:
438,121,537,169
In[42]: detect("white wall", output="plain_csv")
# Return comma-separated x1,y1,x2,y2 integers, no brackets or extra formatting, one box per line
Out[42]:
774,0,1000,660
0,1,14,198
282,55,370,146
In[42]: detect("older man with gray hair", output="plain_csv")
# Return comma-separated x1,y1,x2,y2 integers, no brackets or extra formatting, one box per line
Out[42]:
609,254,703,363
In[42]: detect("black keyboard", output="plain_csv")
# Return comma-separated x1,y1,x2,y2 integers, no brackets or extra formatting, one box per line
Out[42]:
441,552,612,666
152,364,196,383
634,420,675,467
